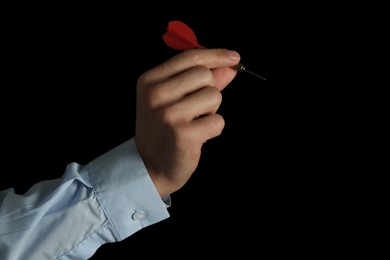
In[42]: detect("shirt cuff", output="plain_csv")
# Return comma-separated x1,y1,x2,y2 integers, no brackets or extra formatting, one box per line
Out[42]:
84,137,170,241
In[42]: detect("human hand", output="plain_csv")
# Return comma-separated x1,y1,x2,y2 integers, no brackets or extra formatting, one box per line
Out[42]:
135,48,240,197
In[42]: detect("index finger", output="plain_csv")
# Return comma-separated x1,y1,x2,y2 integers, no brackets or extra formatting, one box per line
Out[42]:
144,48,241,84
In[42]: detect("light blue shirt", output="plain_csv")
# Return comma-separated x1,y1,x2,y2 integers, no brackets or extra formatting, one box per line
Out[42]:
0,138,171,260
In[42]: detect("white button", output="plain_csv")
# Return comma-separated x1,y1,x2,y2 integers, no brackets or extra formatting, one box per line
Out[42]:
132,211,146,221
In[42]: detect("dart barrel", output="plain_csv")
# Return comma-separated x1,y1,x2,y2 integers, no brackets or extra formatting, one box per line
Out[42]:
233,63,246,72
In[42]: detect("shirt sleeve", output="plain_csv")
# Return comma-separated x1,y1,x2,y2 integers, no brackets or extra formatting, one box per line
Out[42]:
0,137,171,260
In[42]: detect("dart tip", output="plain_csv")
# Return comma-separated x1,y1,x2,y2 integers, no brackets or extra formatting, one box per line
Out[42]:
243,69,267,80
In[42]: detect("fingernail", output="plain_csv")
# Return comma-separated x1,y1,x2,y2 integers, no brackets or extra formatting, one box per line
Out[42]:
228,50,240,61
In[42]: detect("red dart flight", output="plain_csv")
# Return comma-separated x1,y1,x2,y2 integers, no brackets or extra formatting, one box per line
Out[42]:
163,20,205,50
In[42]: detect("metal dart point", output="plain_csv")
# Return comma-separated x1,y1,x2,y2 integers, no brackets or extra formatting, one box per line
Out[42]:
234,63,266,80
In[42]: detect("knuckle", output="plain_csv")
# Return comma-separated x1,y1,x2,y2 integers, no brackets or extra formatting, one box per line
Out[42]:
204,86,222,104
160,104,181,125
211,114,225,135
190,65,214,85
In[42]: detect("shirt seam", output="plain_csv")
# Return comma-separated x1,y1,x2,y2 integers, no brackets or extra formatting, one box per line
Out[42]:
84,168,121,240
55,222,111,259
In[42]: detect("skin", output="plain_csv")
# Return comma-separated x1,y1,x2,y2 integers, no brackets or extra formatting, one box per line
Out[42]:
135,48,241,198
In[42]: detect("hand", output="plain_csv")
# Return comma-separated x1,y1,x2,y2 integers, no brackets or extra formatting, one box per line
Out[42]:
135,48,240,197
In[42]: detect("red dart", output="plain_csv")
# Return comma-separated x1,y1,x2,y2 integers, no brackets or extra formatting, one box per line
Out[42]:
162,20,266,80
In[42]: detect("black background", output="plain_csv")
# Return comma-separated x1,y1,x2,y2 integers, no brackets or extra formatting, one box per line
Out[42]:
1,3,353,259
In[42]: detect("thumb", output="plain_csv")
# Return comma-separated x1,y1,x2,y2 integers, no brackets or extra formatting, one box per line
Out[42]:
212,67,239,91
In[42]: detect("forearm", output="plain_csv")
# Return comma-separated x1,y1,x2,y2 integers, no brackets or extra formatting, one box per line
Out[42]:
0,137,170,260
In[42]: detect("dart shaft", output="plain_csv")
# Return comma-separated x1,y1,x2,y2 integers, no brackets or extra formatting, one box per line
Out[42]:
234,63,266,80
